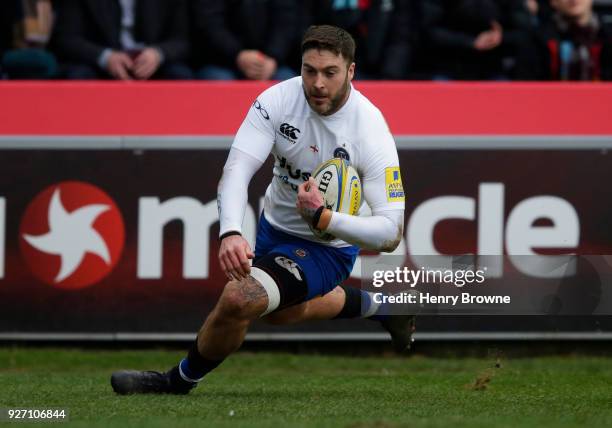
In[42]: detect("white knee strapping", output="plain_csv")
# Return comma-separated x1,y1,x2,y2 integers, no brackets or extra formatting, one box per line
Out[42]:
250,267,281,316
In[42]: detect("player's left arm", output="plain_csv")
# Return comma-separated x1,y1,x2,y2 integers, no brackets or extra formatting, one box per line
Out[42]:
320,184,404,253
317,120,405,252
296,180,404,252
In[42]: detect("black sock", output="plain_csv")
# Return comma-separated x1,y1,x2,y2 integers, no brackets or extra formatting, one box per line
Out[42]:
333,285,387,321
177,339,224,383
333,285,363,319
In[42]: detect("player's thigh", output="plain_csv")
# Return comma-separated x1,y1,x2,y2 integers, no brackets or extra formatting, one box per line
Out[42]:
263,286,345,325
276,244,355,299
250,251,311,315
262,300,309,325
251,244,339,315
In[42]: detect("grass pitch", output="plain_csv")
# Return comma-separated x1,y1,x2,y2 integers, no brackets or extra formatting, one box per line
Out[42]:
1,347,612,428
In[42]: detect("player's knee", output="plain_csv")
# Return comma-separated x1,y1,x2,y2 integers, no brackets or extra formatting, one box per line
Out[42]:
217,280,257,319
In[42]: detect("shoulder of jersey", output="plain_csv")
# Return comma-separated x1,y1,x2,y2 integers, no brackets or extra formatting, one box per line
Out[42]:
273,76,302,98
352,88,390,135
353,88,385,121
260,77,303,114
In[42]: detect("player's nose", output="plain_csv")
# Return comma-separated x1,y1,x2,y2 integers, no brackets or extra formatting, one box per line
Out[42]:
314,73,325,90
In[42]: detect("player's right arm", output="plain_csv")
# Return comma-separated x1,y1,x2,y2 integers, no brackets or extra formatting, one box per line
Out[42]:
217,148,262,280
217,92,278,280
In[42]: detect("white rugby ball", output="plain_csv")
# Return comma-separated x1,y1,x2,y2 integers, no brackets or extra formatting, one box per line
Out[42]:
310,158,361,241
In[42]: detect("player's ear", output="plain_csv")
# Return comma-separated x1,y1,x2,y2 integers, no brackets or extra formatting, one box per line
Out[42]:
348,62,355,81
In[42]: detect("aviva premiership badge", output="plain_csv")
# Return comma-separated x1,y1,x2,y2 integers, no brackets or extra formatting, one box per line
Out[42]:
385,167,405,202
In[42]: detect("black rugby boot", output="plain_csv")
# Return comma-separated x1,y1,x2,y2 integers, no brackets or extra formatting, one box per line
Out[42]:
380,315,417,353
111,366,196,395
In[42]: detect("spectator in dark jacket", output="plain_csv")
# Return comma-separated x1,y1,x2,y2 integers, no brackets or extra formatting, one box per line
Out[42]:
305,0,413,79
0,3,15,62
192,0,299,80
1,0,58,79
51,0,193,80
534,0,612,80
422,0,537,80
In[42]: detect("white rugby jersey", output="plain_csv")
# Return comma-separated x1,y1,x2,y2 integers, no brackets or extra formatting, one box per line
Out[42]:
227,76,405,247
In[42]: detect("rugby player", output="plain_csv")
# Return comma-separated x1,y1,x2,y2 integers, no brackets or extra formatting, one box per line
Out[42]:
111,25,413,395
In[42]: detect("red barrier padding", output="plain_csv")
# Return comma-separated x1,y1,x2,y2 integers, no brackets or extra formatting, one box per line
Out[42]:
0,81,611,135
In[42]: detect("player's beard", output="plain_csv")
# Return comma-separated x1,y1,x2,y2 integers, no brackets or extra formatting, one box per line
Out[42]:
304,72,351,116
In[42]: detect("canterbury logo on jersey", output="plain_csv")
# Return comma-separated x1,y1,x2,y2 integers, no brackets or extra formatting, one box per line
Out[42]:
279,123,301,141
274,256,303,281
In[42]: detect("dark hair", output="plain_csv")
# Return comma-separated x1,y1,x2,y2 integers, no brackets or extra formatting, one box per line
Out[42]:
301,25,355,65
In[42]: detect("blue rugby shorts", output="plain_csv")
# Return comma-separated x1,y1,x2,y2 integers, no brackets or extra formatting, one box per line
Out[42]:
253,213,359,301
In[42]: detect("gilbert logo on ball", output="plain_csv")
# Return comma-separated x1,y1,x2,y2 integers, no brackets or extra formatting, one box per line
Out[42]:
19,181,125,290
311,158,361,241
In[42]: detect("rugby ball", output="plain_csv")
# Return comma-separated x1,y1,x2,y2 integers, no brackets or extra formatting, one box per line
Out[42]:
310,158,361,240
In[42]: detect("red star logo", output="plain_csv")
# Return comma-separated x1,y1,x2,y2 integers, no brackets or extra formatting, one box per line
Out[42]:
20,181,125,289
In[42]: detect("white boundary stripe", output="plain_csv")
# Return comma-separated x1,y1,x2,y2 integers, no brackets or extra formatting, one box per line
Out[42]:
250,267,281,316
0,136,122,149
123,136,233,149
1,135,612,150
0,135,232,149
1,332,612,341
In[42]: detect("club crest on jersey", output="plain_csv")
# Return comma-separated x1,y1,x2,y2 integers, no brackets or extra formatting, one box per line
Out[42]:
385,167,405,202
294,248,308,258
278,122,301,144
333,147,350,162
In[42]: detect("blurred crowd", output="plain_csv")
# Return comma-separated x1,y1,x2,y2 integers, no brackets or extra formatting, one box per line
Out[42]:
1,0,611,81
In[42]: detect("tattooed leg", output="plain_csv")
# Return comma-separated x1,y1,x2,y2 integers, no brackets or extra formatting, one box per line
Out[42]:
197,276,269,360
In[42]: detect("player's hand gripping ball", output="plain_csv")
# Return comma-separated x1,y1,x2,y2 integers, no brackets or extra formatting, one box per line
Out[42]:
310,158,362,240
